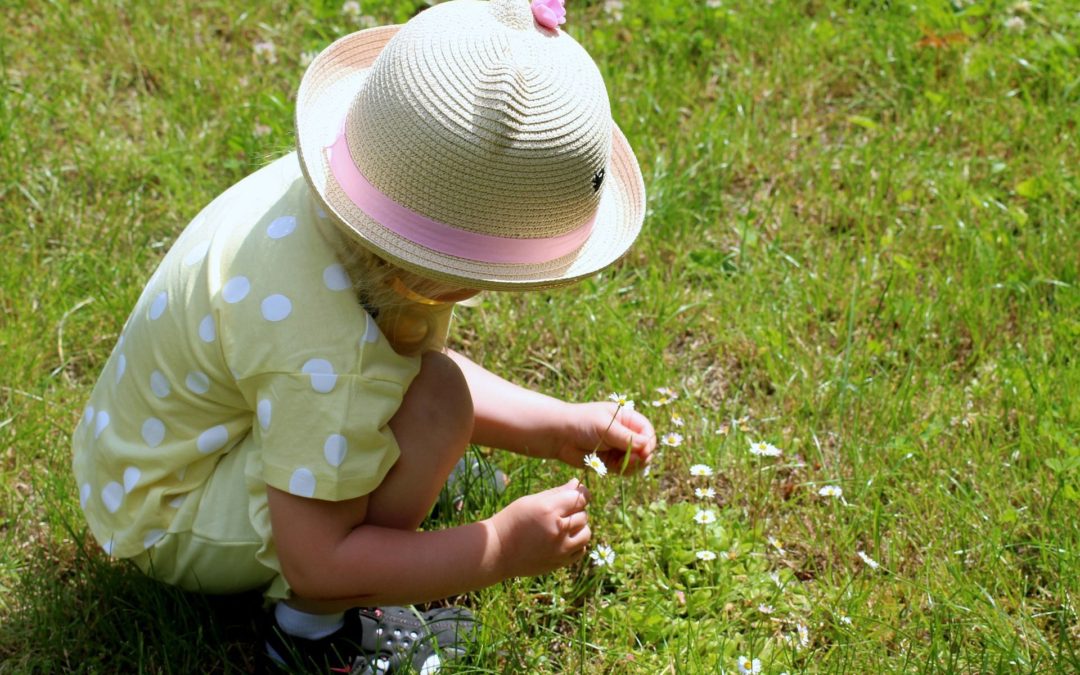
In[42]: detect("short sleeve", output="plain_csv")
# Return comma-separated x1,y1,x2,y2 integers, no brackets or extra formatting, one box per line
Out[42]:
246,364,414,501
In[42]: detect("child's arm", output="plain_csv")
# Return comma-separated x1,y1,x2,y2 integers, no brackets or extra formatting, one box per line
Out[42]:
268,478,591,607
446,349,657,473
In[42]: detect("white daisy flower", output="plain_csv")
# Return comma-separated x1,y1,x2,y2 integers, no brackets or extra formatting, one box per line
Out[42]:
857,550,880,569
818,485,843,498
253,40,277,64
583,452,607,477
671,413,685,427
608,393,635,410
689,464,713,477
769,571,782,587
694,487,716,499
1004,15,1025,31
749,440,782,457
767,535,786,555
737,656,762,674
651,387,678,407
758,603,774,614
839,613,852,625
797,622,810,649
341,0,361,18
693,509,716,525
589,544,616,567
660,432,683,447
695,550,717,561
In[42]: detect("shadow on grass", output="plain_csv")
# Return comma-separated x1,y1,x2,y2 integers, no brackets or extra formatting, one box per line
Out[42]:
0,535,264,673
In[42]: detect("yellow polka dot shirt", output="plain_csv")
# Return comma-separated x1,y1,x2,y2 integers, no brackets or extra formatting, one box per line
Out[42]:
72,153,422,559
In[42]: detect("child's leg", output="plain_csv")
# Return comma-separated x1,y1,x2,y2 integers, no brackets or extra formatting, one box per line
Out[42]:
283,350,474,615
368,349,475,529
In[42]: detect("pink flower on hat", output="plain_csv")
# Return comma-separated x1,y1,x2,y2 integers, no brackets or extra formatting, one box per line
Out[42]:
531,0,566,30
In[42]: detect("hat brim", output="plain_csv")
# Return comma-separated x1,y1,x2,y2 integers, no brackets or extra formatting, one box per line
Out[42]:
296,26,645,291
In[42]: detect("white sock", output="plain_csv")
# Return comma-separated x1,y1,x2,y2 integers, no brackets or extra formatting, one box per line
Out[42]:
274,602,345,640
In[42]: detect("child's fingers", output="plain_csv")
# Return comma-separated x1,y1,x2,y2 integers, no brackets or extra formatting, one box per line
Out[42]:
560,510,588,536
554,480,590,514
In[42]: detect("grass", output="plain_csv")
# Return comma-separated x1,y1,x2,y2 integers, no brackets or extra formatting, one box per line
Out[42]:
1,0,1078,671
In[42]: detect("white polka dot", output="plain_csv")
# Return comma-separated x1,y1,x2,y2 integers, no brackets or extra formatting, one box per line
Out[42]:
267,215,297,239
150,370,171,398
197,425,229,454
101,482,124,513
94,410,110,438
288,468,316,498
143,529,166,549
257,399,272,431
115,354,126,383
102,539,115,556
123,466,141,493
301,358,337,393
323,264,351,291
362,314,380,343
183,240,211,266
141,418,165,448
168,494,186,508
80,483,92,508
198,314,216,342
324,434,348,467
186,371,210,395
149,291,168,320
83,406,94,427
261,294,292,322
222,276,251,304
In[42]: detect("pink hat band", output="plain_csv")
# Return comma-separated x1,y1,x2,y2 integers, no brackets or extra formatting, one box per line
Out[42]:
327,126,596,265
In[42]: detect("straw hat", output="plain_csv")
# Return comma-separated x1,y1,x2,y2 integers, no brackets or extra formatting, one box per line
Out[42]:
296,0,645,290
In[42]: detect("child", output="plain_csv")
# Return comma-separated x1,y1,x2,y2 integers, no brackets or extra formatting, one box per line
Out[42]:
71,0,655,671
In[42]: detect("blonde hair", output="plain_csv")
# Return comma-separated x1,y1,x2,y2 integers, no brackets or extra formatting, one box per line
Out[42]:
337,243,460,356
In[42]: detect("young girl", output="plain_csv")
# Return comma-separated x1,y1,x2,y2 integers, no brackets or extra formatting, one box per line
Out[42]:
72,0,654,670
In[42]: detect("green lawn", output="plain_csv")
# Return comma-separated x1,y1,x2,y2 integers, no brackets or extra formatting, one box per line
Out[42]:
1,0,1078,672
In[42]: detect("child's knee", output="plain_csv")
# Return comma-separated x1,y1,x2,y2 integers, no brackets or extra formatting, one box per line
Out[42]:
394,351,474,448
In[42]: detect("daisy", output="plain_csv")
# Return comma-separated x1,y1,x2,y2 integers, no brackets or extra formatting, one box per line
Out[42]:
797,622,810,649
857,550,880,569
1004,15,1025,31
818,485,843,498
651,386,678,407
253,40,278,64
299,50,317,67
758,603,774,614
661,432,684,447
671,413,685,427
769,571,782,587
689,464,713,477
693,509,716,525
694,487,716,499
737,656,762,674
607,392,635,410
838,613,852,625
589,544,616,567
583,452,607,477
767,535,786,555
342,0,361,17
696,550,717,561
749,440,782,457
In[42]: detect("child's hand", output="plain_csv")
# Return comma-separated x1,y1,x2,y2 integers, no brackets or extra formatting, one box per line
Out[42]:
555,402,657,475
489,479,591,578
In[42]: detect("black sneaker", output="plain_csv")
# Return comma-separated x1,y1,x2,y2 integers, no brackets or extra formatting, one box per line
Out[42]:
265,605,475,674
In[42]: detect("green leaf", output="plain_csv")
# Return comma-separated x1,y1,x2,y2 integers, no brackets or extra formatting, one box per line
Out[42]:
847,115,880,131
1015,177,1046,199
